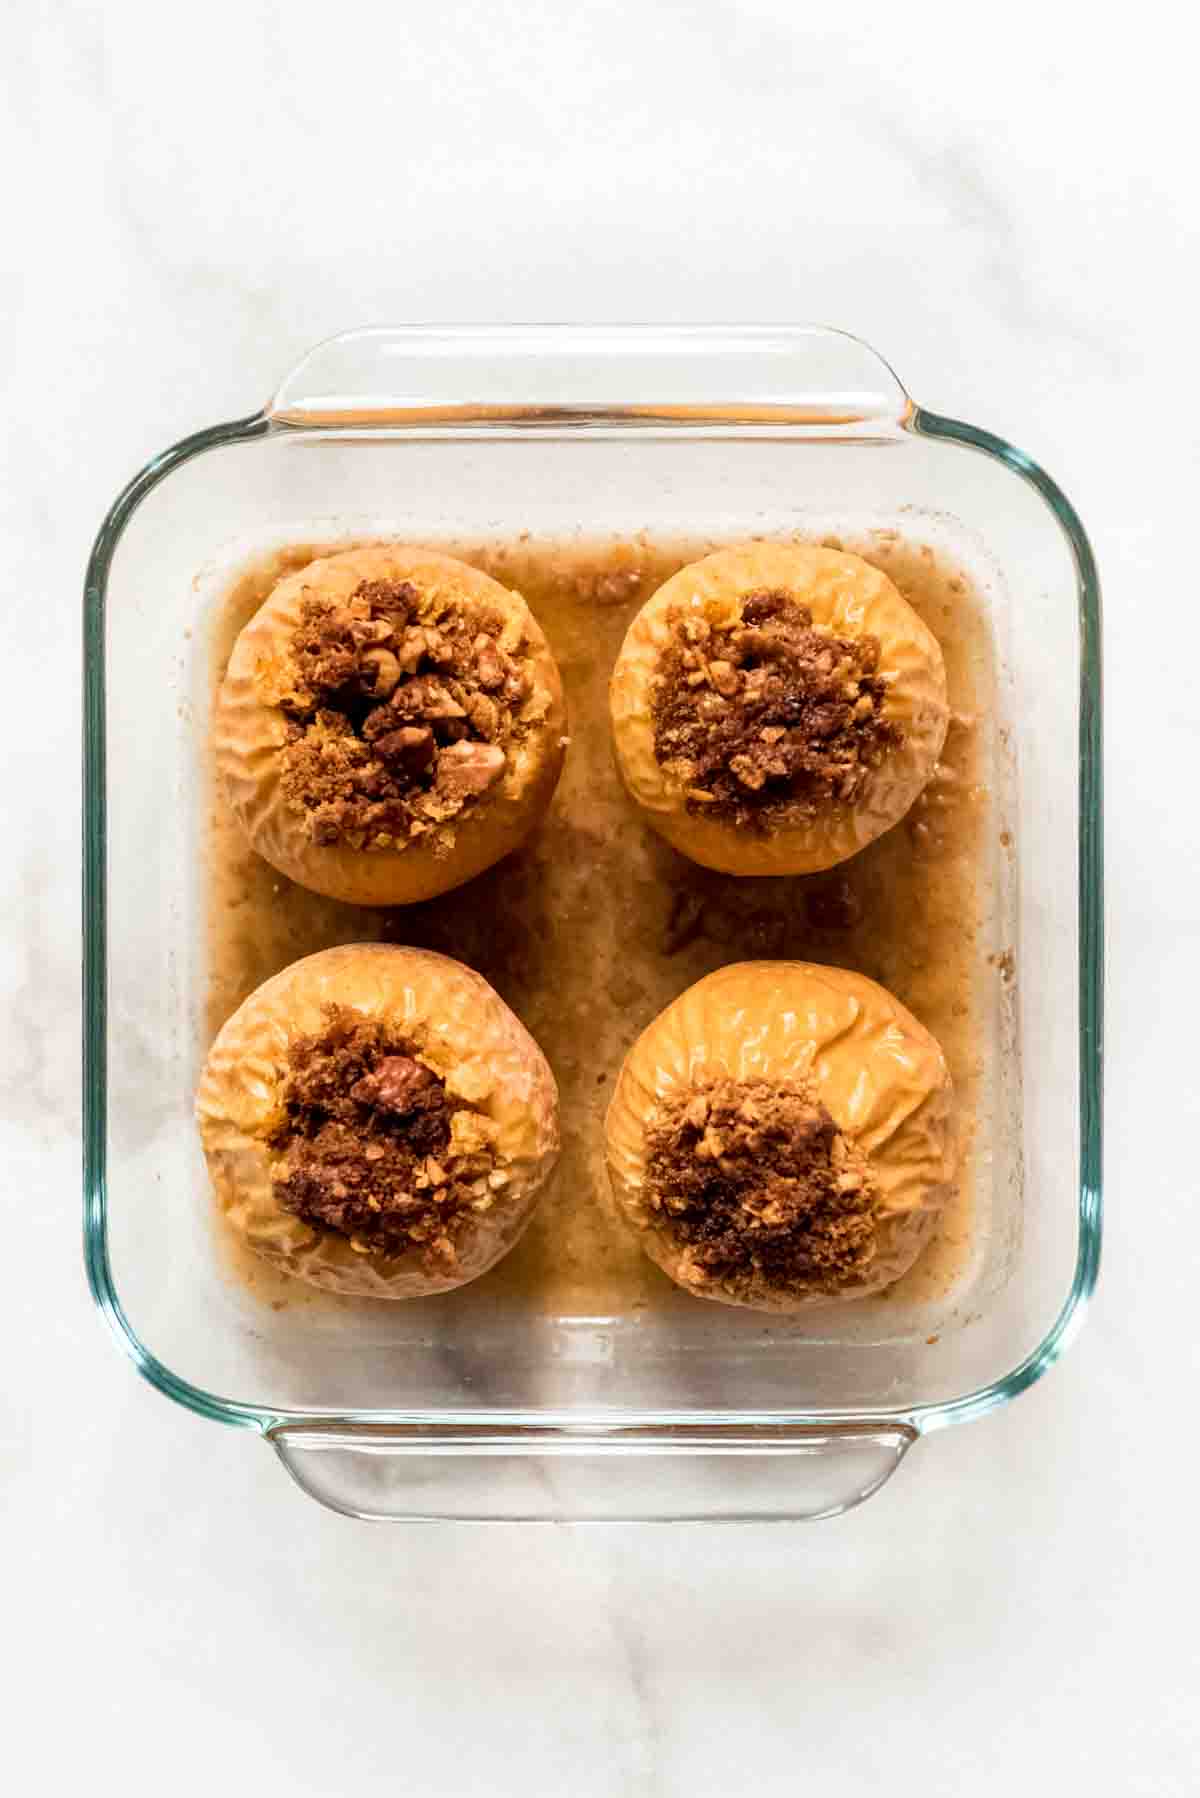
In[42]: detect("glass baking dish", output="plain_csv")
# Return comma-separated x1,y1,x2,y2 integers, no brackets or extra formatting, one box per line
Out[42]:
82,326,1102,1521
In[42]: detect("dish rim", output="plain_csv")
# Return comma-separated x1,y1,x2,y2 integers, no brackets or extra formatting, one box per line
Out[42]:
81,324,1103,1446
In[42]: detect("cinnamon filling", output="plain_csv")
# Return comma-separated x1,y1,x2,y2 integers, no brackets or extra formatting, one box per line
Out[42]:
279,579,533,851
644,1076,878,1293
267,1006,504,1270
651,590,902,831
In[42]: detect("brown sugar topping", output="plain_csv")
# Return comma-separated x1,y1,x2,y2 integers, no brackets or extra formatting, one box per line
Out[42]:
651,589,902,831
267,1006,503,1270
643,1075,879,1295
278,578,534,852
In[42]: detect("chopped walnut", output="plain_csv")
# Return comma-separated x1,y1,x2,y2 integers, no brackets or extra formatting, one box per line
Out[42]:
376,725,437,772
437,741,506,797
362,647,401,698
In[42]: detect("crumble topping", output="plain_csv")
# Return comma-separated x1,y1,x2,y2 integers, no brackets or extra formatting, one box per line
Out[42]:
267,1005,504,1270
277,579,534,851
643,1075,878,1294
651,590,902,831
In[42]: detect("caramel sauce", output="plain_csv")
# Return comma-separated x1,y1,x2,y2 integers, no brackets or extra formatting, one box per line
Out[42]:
206,533,996,1321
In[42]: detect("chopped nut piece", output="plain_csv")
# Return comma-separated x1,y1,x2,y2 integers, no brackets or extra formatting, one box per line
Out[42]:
395,626,428,673
695,1125,726,1160
730,754,766,791
467,692,499,739
449,1109,500,1157
437,740,506,797
423,627,454,668
404,679,465,719
376,725,436,772
361,647,400,699
475,639,505,690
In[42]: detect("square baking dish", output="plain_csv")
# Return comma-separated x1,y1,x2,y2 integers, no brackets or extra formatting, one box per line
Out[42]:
83,326,1102,1520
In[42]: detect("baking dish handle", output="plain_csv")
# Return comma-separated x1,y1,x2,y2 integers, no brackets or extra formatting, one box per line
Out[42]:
266,324,913,433
266,1420,919,1522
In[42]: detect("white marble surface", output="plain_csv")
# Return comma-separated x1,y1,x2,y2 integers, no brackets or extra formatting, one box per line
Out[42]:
4,1,1198,1790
